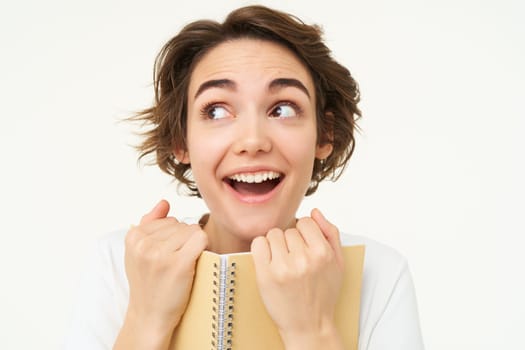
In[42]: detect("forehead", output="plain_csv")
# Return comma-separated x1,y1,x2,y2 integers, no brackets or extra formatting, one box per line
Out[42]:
188,39,314,98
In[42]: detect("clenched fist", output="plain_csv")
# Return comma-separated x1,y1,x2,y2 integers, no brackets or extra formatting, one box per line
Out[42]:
114,200,208,350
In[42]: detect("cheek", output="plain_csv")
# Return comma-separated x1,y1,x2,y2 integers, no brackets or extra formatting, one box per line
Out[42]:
185,130,235,197
276,128,318,167
186,122,227,159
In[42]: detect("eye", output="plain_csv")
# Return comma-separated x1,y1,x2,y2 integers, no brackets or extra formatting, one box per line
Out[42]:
200,103,233,120
269,102,301,119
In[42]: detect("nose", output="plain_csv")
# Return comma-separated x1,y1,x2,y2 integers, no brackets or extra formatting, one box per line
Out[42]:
232,115,272,156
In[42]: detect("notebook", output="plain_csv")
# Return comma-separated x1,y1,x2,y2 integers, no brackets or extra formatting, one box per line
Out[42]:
170,245,365,350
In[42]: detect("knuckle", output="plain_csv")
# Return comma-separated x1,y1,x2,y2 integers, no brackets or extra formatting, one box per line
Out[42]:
125,227,141,246
131,238,163,265
271,266,291,284
294,255,309,275
133,237,151,257
164,217,179,225
311,245,333,264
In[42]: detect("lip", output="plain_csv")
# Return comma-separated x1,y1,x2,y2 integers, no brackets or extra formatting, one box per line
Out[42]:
222,166,285,204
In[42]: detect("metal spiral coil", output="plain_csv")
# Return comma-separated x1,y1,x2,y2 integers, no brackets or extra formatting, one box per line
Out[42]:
211,261,236,350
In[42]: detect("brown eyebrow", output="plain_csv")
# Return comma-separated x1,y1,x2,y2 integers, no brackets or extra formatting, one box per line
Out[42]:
194,79,236,99
269,78,311,99
193,77,310,100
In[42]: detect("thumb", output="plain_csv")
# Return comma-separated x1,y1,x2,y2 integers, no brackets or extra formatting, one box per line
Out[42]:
140,199,170,224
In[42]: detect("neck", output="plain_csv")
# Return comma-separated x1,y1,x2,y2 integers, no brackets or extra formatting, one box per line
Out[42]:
200,214,253,254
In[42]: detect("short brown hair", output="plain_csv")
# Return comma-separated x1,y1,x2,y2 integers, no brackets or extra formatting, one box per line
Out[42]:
132,5,361,196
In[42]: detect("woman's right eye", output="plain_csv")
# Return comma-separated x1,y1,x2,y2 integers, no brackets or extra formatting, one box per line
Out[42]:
201,104,232,120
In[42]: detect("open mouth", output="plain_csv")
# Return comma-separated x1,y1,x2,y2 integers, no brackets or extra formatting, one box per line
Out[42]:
224,171,283,196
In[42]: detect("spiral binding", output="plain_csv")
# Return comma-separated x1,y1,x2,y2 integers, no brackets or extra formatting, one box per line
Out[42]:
211,260,236,350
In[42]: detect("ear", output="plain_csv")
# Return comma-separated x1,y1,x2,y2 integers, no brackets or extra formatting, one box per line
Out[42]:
315,142,333,160
315,111,334,159
173,148,190,164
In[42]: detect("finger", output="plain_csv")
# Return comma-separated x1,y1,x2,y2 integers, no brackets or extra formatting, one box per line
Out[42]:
251,236,271,265
284,228,306,253
295,216,331,250
127,217,175,246
138,217,181,239
162,224,203,252
140,200,171,225
266,228,289,259
176,230,209,265
311,208,343,264
311,208,341,250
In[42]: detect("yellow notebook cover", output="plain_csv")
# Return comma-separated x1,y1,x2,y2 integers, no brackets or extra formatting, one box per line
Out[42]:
171,245,365,350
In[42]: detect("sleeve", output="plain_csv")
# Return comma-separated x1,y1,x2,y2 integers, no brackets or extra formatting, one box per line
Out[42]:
364,261,425,350
63,233,128,350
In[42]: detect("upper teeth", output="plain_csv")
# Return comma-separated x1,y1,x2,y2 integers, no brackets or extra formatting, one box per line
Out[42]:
228,171,281,183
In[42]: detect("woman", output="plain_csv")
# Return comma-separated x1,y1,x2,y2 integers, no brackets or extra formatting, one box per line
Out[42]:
65,5,424,350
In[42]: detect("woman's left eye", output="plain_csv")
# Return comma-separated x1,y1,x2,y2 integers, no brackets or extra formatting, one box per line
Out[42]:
269,103,300,118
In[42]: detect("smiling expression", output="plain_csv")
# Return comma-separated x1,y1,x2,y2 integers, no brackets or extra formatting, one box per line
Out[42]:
177,39,332,253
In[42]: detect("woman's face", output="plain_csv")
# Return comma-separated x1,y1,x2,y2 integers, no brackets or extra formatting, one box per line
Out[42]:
179,39,332,251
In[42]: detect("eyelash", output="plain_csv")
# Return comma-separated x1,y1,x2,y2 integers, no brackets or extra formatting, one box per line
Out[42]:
269,101,302,118
199,102,230,120
199,101,303,120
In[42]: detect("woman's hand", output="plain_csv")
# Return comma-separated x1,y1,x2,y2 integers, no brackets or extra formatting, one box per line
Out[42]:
114,200,208,350
251,209,345,350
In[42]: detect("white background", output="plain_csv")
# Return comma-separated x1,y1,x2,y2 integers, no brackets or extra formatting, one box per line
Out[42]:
1,0,524,349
